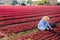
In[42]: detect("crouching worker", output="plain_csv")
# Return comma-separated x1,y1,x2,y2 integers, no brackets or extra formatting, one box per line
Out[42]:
38,16,52,30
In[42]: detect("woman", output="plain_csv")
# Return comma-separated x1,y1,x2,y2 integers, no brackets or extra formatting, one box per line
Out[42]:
38,16,52,30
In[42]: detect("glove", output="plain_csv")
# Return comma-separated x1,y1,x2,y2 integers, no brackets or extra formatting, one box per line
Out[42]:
50,28,53,30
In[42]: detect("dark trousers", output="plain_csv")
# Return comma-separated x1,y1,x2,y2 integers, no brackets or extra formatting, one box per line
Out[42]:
49,23,56,28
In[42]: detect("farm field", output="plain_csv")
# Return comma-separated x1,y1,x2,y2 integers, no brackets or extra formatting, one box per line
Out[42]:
0,6,60,40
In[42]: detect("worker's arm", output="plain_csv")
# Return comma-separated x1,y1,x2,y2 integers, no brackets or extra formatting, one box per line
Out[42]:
46,21,52,30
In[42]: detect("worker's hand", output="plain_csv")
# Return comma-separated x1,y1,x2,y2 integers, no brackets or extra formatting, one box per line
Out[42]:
50,28,53,30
